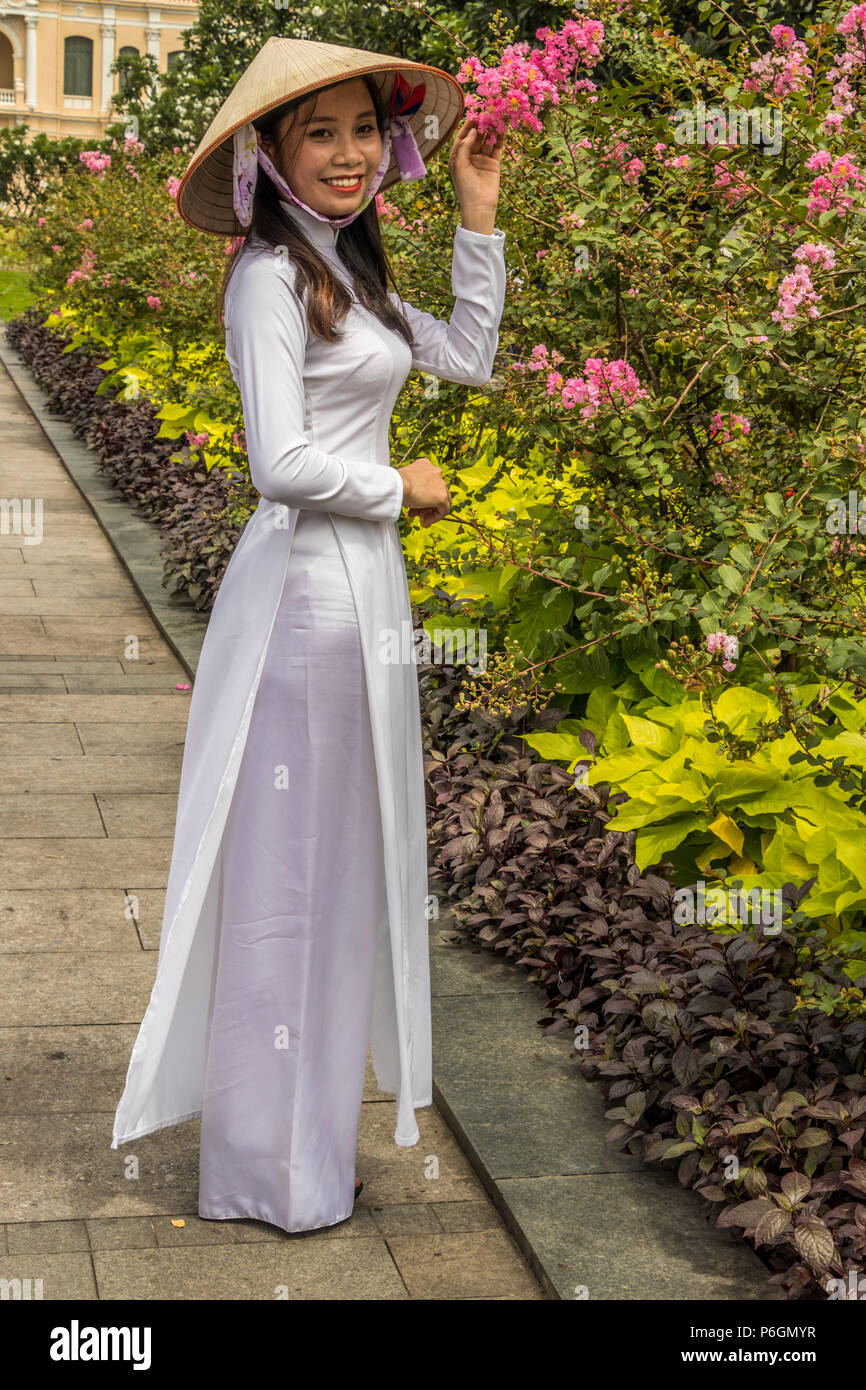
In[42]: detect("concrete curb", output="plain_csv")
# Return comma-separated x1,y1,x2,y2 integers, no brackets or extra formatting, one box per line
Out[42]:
0,322,783,1302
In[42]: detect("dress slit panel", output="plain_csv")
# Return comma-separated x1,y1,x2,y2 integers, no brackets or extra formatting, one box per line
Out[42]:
198,510,387,1233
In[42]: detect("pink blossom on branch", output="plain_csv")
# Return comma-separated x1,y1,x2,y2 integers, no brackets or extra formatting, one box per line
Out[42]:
827,3,866,120
706,630,739,670
743,24,813,98
804,148,865,218
79,150,111,175
770,242,836,332
551,357,648,419
709,411,751,442
455,17,605,138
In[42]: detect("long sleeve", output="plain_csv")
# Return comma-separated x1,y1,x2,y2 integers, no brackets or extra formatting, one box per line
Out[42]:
224,252,404,521
388,223,507,387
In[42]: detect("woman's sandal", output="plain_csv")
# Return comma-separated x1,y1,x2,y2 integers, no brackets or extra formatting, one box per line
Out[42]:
354,1178,363,1202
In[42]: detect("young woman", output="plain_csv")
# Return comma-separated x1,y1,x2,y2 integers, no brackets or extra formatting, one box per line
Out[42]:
111,36,506,1235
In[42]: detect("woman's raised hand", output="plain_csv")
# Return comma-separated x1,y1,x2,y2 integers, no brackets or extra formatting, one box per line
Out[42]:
397,457,452,527
449,116,504,222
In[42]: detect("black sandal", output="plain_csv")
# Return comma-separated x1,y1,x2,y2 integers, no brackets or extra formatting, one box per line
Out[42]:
354,1179,363,1201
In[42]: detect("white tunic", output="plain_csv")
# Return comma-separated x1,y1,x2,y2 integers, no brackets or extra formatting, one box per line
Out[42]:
110,198,507,1156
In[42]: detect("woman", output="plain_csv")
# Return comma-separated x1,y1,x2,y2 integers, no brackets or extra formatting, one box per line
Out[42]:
111,36,506,1235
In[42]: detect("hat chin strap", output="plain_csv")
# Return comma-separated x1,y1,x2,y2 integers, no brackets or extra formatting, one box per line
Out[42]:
232,116,426,231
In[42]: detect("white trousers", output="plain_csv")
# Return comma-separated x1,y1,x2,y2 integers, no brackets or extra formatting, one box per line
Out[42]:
198,510,388,1233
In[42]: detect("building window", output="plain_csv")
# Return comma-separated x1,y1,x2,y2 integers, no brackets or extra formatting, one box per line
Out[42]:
64,36,93,97
117,46,139,95
166,50,183,71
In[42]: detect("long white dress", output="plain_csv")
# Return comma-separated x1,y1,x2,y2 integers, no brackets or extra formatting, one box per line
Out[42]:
111,196,507,1234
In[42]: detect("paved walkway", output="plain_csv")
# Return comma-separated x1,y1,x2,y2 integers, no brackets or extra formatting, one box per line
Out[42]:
0,353,544,1300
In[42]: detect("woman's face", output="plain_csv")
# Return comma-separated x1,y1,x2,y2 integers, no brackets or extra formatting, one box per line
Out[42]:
260,77,383,217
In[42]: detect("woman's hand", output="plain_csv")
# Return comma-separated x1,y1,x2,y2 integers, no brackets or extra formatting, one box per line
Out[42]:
398,457,451,526
449,116,504,227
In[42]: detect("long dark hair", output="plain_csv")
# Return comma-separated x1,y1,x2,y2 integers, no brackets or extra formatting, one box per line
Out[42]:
217,73,415,348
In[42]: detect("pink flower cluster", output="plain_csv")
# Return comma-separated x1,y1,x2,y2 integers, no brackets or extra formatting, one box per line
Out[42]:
79,150,111,175
76,217,93,231
374,192,425,233
124,163,141,182
185,430,209,447
455,17,605,137
530,343,564,372
743,24,813,98
830,535,864,554
232,430,247,452
124,134,145,155
146,295,162,311
770,242,836,333
827,3,866,119
710,412,751,442
166,176,181,200
599,137,644,184
706,630,739,671
712,161,751,205
66,247,96,286
550,357,648,420
804,148,865,219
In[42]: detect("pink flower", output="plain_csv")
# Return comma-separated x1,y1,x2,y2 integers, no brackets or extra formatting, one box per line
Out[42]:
524,343,565,373
146,295,162,310
712,163,751,205
76,218,93,231
37,216,46,226
804,148,865,219
771,245,835,332
79,150,111,175
599,137,644,184
706,631,739,666
166,176,181,201
710,411,751,442
455,17,605,138
743,23,813,97
555,357,648,419
374,191,425,232
827,4,866,120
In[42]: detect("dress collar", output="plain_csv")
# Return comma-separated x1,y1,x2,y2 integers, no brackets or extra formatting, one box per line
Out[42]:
279,198,340,250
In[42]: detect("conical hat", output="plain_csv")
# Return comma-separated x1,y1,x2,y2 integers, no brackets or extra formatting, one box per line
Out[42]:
177,36,465,237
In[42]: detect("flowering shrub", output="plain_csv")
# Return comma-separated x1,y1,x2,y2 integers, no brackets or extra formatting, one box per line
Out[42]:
422,661,866,1299
8,0,866,909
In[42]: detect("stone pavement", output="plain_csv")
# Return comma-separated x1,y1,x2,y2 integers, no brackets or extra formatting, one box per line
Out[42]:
0,353,545,1301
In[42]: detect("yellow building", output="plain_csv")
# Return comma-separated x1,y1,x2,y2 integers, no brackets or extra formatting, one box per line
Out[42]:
0,0,199,138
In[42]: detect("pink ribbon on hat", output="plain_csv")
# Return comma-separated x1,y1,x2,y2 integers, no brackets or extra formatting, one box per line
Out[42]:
232,74,428,230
